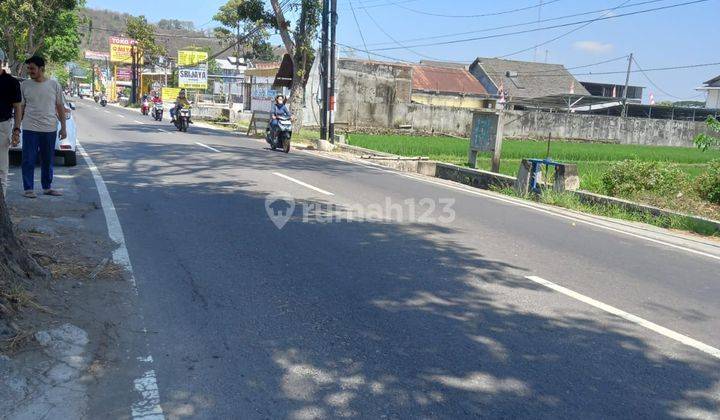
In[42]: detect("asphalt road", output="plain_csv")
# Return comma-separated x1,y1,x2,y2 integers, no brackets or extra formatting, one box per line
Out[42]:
70,99,720,419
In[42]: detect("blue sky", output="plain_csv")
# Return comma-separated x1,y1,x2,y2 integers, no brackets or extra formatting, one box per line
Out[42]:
86,0,720,102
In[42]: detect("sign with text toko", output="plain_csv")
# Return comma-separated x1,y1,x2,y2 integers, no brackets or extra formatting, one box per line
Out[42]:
178,67,208,89
109,36,139,64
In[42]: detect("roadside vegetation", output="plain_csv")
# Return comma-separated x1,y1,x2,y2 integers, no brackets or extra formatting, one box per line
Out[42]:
347,133,720,226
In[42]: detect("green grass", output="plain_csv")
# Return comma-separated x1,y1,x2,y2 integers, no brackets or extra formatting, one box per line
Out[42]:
347,134,720,192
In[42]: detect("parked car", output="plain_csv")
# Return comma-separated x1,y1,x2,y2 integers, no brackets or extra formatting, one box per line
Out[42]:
9,96,78,167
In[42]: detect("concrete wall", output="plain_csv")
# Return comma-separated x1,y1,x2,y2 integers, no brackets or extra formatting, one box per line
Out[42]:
411,92,488,110
340,101,474,136
503,110,710,147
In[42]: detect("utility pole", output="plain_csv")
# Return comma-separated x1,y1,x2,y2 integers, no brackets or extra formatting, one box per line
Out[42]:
131,44,137,104
621,53,633,118
328,0,338,143
320,0,330,141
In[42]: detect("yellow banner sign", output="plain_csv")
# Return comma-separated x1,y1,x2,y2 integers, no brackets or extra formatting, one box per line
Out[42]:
109,37,142,64
161,87,181,103
178,50,208,67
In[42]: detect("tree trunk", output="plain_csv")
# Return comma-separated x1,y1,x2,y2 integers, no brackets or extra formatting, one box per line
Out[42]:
0,192,45,281
289,72,306,133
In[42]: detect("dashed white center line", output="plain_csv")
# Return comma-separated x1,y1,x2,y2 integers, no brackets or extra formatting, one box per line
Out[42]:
525,275,720,360
157,129,168,133
134,120,145,124
118,114,126,118
195,142,221,153
272,172,335,196
104,110,111,114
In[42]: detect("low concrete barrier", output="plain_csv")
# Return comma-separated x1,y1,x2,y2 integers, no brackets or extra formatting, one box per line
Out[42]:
335,143,720,232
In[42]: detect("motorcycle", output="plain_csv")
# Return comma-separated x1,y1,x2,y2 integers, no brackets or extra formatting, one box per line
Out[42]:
100,96,107,107
266,116,292,153
174,107,191,132
151,102,163,121
141,99,150,115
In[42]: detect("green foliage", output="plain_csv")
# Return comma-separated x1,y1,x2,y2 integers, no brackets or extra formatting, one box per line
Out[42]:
213,0,275,61
694,116,720,151
600,160,687,197
49,63,71,88
126,15,166,64
0,0,84,72
695,160,720,204
157,19,194,31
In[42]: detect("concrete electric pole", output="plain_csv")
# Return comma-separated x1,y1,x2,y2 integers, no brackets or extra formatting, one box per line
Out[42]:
621,53,633,118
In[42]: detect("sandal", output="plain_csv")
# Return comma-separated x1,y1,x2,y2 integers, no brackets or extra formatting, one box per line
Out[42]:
23,191,37,199
43,189,63,196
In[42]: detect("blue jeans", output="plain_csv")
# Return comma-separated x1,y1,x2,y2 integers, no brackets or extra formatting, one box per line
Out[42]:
22,130,56,191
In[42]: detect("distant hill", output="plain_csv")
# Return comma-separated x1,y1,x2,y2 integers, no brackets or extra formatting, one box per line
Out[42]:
78,8,224,59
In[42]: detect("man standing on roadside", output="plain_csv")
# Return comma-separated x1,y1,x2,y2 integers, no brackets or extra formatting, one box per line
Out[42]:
0,61,22,198
19,55,66,198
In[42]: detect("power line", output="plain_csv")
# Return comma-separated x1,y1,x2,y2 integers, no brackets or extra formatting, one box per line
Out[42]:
498,0,633,59
348,0,372,61
370,0,708,52
382,0,564,18
361,0,668,48
632,56,706,101
362,7,440,60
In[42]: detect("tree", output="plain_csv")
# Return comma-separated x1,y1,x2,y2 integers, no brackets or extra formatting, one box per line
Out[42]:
0,191,45,285
213,0,275,63
695,116,720,151
125,15,166,65
269,0,322,130
0,0,84,74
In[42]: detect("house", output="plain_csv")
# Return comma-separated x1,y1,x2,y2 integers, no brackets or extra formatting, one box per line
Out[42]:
469,57,589,102
580,81,644,103
410,64,493,110
212,56,247,100
697,75,720,109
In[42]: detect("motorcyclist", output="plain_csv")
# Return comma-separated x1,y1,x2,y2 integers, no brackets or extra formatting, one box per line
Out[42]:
171,89,192,123
151,91,162,104
269,94,291,140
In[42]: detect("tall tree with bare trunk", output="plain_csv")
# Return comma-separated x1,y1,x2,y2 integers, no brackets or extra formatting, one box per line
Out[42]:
0,191,45,284
269,0,321,131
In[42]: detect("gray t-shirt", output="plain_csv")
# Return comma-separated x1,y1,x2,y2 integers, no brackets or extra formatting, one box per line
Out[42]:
21,79,63,133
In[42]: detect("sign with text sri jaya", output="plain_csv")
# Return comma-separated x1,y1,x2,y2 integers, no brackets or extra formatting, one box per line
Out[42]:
178,67,208,89
109,36,138,64
178,50,208,67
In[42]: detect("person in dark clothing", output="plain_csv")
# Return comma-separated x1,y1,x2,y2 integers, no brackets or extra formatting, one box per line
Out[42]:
269,94,291,140
0,63,22,197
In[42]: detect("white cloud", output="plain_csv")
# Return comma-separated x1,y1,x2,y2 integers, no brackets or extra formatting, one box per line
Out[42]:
573,41,614,54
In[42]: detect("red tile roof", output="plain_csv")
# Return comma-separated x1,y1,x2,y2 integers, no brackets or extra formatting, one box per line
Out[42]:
411,65,488,96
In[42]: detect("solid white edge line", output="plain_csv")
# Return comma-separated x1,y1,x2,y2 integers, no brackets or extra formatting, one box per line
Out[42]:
302,150,720,263
195,142,221,153
272,172,335,196
525,275,720,360
77,142,165,419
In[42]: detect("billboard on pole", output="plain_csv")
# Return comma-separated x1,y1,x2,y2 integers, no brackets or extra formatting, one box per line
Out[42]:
84,50,110,61
109,36,140,64
178,50,208,67
178,67,208,89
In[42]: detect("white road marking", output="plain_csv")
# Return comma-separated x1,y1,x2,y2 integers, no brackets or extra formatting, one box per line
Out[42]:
272,172,335,196
77,143,165,419
525,275,720,360
118,114,126,118
134,120,145,124
157,129,168,133
104,110,111,114
303,150,720,263
195,142,221,153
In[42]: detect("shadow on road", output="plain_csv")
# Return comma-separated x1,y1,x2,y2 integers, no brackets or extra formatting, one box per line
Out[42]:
80,140,720,419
